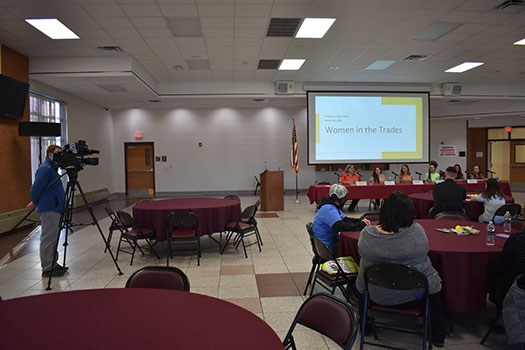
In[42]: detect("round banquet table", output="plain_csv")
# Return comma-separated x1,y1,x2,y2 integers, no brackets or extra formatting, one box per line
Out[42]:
0,288,284,350
338,219,516,313
409,192,514,221
133,197,241,242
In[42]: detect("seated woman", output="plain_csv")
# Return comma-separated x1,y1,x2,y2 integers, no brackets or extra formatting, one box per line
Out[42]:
468,164,485,180
490,216,525,322
397,164,414,184
369,167,386,209
312,184,370,256
454,164,465,180
425,160,440,183
503,274,525,350
340,164,361,211
471,178,505,224
356,191,446,347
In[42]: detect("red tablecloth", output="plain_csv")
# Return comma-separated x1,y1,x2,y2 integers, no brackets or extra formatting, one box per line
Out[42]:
0,289,283,350
338,219,514,313
409,192,515,220
307,181,512,204
133,198,241,241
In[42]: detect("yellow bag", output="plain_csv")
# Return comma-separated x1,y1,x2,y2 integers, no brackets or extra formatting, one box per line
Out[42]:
321,256,359,275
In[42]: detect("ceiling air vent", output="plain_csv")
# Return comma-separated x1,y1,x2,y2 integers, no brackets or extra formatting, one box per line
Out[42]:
97,84,127,92
404,55,430,62
147,99,162,103
97,46,123,53
266,18,302,37
257,59,281,69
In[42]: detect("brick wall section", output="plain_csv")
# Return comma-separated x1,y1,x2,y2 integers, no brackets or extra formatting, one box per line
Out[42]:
0,45,31,213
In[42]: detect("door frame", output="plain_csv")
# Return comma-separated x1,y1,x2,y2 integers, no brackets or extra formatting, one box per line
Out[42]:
124,141,156,196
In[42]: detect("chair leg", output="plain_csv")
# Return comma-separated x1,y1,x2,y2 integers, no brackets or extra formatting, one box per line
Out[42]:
105,229,114,253
255,226,263,246
166,241,171,267
360,295,369,350
197,236,201,266
303,263,317,295
309,274,318,297
480,325,493,345
130,239,138,265
115,236,123,261
240,235,248,258
220,231,234,254
146,239,160,259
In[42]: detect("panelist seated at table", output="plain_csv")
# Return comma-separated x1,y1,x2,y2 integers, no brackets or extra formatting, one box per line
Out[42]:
468,178,506,224
397,164,414,184
341,164,361,211
432,167,466,214
466,164,486,180
425,160,441,183
313,184,370,256
454,164,465,181
355,191,447,347
369,167,386,208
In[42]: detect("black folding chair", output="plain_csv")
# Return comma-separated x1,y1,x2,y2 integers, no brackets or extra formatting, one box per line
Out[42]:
115,210,159,265
283,293,358,350
433,211,469,221
126,266,190,291
360,263,431,350
492,203,522,222
303,222,326,295
166,211,201,266
220,203,262,258
103,201,130,253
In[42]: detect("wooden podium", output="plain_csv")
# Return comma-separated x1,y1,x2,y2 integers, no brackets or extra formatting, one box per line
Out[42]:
260,170,284,211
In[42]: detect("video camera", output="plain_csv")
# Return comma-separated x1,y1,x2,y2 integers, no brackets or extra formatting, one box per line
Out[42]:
53,140,99,170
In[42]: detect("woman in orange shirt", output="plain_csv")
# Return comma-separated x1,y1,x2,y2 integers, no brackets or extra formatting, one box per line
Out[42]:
340,164,361,211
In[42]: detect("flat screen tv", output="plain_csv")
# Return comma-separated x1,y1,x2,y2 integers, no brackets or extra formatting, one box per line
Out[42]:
0,74,30,120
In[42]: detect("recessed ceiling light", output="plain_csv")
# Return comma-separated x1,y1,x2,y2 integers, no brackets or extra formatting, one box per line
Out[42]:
445,62,484,73
173,65,183,70
295,18,336,38
365,60,396,70
25,18,79,40
166,17,202,37
328,65,341,70
279,59,305,70
513,38,525,45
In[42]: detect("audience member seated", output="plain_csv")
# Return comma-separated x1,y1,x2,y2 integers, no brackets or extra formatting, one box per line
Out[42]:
340,164,361,211
356,191,447,347
313,184,370,256
369,167,386,208
397,164,413,184
467,164,485,180
489,220,525,320
503,274,525,350
425,160,440,183
454,164,465,180
432,166,466,215
470,178,505,224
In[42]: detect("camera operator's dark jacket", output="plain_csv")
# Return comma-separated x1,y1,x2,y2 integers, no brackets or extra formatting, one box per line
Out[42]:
30,157,65,213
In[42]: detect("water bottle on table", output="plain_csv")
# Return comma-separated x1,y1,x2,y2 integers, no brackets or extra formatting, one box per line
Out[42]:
486,221,495,246
503,211,512,233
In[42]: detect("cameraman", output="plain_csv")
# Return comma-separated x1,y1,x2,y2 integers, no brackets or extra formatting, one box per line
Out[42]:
27,145,68,277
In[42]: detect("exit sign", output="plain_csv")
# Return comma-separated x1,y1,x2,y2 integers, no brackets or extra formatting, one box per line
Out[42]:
505,126,512,132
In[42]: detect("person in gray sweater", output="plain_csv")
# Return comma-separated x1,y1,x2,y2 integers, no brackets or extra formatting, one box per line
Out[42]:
503,274,525,349
356,191,447,347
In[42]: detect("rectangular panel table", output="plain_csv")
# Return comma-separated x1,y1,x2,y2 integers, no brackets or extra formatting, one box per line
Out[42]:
307,181,512,204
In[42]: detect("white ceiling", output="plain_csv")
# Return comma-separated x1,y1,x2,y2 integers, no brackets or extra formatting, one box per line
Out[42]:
1,0,525,112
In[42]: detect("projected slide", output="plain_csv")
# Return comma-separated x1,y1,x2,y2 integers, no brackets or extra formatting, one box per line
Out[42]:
308,92,429,164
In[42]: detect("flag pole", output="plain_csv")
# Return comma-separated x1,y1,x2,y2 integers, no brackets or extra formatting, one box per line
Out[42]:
294,172,300,204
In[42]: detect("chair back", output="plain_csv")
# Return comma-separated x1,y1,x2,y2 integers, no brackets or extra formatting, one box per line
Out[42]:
313,236,336,261
360,212,380,222
434,211,470,221
365,263,428,291
306,222,321,259
125,266,190,291
224,194,240,201
493,203,522,220
427,203,464,219
117,210,134,227
283,293,358,350
239,204,257,222
511,218,525,232
167,211,199,237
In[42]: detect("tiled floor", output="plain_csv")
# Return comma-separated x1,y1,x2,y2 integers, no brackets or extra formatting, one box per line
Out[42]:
2,193,523,349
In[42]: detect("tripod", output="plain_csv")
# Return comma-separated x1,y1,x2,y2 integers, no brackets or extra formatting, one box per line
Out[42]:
46,167,122,290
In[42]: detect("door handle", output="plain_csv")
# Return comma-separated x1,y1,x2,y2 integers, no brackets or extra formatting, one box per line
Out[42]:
128,169,154,173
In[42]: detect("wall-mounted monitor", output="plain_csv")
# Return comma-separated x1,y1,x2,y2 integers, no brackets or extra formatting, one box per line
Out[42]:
0,74,30,120
19,122,61,137
307,91,430,164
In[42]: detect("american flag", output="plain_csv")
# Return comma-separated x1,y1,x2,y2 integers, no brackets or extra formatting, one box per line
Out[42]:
290,119,298,175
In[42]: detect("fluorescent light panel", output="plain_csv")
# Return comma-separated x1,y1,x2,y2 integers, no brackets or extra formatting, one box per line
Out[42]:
295,18,336,38
279,59,305,70
445,62,484,73
365,60,396,70
25,18,79,39
513,38,525,45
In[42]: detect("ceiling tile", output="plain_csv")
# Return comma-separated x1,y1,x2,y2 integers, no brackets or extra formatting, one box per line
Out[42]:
96,17,134,29
120,4,162,17
197,4,234,17
200,17,233,28
159,4,198,17
130,17,168,28
82,5,126,17
138,28,173,38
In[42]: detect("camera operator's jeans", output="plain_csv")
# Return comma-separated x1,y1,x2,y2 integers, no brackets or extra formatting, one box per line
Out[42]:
39,211,60,272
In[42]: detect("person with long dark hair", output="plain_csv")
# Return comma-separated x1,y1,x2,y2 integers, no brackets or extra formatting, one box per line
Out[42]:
472,178,505,224
397,164,413,184
454,164,464,180
356,191,447,347
369,167,386,209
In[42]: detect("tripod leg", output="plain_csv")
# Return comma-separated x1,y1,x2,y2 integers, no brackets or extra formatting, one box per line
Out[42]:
76,182,122,275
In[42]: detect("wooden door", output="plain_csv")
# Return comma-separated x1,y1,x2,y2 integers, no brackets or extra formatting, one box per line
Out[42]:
489,141,510,181
125,142,155,197
510,140,525,184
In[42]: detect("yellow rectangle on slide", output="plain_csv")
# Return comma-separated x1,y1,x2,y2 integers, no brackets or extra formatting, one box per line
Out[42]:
380,97,422,159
